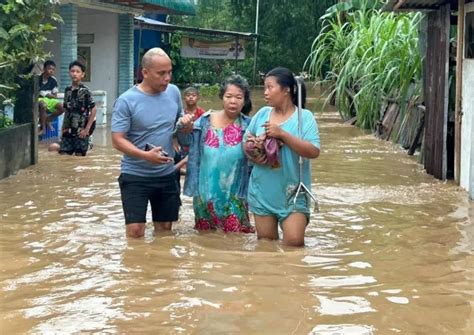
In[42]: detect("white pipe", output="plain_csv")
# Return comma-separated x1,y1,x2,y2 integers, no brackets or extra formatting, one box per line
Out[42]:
252,0,260,86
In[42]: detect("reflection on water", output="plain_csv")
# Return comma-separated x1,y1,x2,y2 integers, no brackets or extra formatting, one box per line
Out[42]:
0,90,473,334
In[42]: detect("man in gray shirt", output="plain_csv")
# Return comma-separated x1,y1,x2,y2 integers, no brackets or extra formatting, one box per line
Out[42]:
112,48,191,238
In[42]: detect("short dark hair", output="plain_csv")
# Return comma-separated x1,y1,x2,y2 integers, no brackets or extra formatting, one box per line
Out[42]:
183,86,199,96
219,74,252,115
69,60,85,72
43,60,56,69
265,67,306,109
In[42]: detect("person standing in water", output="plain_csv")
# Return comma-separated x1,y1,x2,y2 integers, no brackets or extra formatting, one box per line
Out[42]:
111,48,192,238
58,60,96,156
244,67,320,246
184,75,255,233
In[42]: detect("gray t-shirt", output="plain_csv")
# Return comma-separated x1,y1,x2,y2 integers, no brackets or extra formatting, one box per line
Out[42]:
112,84,182,177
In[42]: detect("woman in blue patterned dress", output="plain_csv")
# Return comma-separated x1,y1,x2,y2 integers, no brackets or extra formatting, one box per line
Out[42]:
184,75,254,233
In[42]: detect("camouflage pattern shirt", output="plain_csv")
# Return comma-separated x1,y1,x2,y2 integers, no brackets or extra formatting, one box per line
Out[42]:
62,84,95,137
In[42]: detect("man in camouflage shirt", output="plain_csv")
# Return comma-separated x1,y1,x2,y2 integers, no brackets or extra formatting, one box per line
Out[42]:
59,60,96,156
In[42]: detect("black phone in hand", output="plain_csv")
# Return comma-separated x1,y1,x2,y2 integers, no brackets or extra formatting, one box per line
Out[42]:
145,143,169,156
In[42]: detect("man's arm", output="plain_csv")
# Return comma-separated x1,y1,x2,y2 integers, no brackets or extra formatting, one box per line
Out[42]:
46,78,59,98
79,89,96,138
174,155,188,171
46,92,58,99
79,106,96,138
111,132,173,165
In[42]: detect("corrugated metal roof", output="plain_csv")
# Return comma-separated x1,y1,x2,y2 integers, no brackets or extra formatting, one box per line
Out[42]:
384,0,456,11
135,16,257,40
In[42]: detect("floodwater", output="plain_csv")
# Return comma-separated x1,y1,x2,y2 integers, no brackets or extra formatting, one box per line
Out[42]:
0,88,473,334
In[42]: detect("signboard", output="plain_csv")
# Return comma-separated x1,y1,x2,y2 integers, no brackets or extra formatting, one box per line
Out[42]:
181,37,245,60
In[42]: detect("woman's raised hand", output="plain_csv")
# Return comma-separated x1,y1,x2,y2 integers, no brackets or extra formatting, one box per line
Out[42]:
263,121,284,139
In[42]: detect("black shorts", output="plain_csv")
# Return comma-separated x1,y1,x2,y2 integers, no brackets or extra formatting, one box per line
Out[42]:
59,136,89,156
118,172,180,224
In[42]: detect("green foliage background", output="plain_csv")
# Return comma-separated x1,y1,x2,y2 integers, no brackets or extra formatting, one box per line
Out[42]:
0,0,61,127
306,0,422,130
169,0,337,85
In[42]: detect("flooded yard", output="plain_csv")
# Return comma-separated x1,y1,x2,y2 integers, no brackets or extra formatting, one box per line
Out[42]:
0,89,473,334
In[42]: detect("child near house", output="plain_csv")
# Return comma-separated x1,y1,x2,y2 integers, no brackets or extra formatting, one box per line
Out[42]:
38,60,64,135
58,60,96,156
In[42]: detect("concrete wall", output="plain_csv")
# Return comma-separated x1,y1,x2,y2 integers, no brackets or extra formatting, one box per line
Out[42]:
471,118,474,200
45,29,61,85
461,60,474,197
0,124,32,179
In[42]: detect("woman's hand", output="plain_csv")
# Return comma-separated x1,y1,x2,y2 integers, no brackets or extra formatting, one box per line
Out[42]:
243,134,267,165
181,114,193,126
252,154,267,165
263,121,284,139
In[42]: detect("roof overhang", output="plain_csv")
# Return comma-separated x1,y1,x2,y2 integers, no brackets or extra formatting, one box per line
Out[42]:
63,0,144,15
134,16,257,40
104,0,195,15
384,0,458,12
62,0,195,15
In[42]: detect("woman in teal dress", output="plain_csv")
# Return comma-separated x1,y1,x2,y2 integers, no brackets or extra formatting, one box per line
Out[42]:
183,75,254,233
244,67,320,246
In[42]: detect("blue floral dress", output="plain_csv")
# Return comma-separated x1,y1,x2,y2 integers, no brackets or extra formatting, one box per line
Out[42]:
193,122,254,233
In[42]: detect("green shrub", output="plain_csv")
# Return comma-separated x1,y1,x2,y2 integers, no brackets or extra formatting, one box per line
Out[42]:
199,84,220,97
0,113,14,129
0,0,61,105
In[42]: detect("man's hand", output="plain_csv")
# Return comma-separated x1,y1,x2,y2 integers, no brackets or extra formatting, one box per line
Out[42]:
79,128,90,138
144,146,174,165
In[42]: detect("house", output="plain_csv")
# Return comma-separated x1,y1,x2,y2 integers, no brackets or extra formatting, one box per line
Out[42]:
43,0,195,118
385,0,474,199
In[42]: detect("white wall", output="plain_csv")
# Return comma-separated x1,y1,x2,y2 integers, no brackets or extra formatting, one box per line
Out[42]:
461,59,474,196
43,29,61,84
78,9,118,116
43,8,119,117
471,115,474,200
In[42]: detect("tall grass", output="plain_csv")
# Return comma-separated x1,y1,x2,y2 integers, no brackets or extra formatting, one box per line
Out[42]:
305,2,422,130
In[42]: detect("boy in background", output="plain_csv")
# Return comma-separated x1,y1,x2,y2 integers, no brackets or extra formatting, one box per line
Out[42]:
182,86,205,122
38,60,63,135
175,86,205,161
173,86,205,184
59,60,96,156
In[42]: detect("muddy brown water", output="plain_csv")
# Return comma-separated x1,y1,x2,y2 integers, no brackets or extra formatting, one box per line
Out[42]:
0,88,473,334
